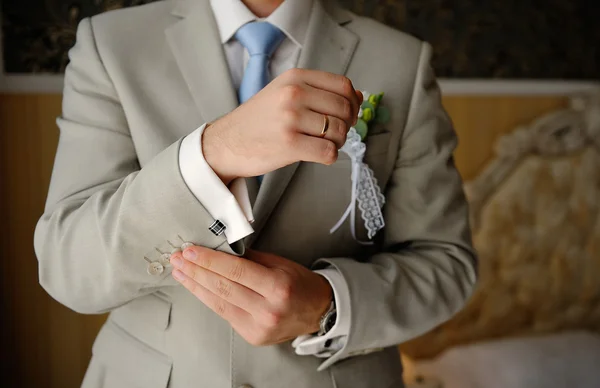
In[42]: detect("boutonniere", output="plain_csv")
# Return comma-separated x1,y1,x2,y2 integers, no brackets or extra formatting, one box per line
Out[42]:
354,92,391,139
330,91,390,244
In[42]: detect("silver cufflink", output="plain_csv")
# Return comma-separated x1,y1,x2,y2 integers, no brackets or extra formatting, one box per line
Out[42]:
208,220,226,236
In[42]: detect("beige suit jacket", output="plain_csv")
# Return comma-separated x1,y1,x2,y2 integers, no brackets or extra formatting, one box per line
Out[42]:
34,0,478,387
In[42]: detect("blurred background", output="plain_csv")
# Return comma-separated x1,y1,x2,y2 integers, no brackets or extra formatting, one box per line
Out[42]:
1,0,599,387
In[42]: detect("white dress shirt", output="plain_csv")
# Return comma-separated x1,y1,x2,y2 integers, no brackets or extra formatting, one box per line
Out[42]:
178,0,351,360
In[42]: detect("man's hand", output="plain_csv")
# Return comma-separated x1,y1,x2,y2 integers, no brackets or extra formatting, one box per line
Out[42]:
203,68,363,185
170,246,333,346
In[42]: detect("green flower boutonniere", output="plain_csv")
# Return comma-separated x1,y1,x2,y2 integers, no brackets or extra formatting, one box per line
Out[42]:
354,91,391,140
330,90,389,243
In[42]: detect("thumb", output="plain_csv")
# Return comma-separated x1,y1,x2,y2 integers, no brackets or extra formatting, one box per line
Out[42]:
355,90,363,103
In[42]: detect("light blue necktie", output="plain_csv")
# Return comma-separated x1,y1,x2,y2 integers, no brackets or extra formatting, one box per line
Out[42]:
235,22,285,184
235,22,286,104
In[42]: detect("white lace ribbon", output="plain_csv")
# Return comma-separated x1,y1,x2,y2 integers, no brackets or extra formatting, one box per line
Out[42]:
330,128,385,243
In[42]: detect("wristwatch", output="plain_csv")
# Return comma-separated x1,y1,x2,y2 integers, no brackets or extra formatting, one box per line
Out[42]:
317,300,337,336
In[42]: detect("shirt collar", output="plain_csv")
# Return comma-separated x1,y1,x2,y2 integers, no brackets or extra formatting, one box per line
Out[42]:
209,0,314,48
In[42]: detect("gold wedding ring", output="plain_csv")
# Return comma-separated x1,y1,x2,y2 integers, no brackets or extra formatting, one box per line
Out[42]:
319,115,330,138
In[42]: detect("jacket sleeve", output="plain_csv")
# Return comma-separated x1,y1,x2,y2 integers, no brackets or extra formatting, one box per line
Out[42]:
34,18,239,315
314,42,478,370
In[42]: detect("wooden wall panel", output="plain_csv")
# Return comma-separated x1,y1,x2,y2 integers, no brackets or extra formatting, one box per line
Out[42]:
0,93,568,388
0,95,106,388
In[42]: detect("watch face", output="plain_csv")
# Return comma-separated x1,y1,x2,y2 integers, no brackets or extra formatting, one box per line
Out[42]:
325,311,337,333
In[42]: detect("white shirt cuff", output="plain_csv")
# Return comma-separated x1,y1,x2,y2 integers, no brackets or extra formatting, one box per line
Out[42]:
178,124,254,244
291,268,351,358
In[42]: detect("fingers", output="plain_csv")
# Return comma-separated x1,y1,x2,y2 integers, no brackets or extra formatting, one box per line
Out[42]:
355,90,363,103
171,251,264,311
172,268,251,323
302,70,362,116
294,109,348,149
178,245,275,297
292,133,338,165
302,86,357,128
282,69,361,123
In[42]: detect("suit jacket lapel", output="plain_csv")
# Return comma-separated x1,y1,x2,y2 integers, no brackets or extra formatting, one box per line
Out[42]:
246,0,359,247
165,0,238,124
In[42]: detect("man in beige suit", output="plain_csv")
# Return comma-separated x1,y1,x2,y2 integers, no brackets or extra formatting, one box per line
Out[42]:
34,0,477,387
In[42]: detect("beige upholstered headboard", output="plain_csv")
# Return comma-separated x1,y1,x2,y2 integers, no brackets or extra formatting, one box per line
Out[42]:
401,90,600,360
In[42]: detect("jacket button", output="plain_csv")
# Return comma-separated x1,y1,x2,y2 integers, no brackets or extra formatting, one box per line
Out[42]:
181,242,194,250
159,253,171,267
147,262,164,276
